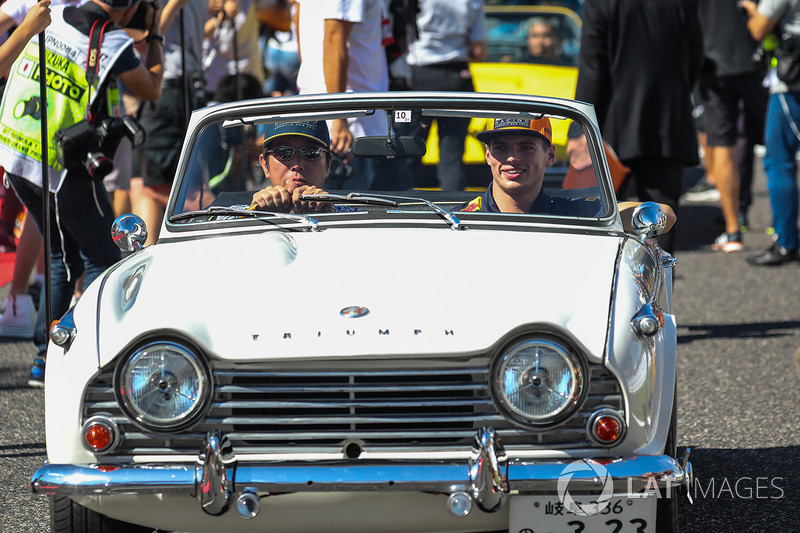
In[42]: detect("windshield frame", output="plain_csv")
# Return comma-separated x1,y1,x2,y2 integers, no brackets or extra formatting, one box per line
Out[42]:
164,92,618,236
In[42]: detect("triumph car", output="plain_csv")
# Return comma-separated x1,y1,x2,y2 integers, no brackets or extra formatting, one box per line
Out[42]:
31,92,691,533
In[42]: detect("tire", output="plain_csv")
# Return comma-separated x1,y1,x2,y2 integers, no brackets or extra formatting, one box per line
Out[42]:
655,385,679,533
50,495,156,533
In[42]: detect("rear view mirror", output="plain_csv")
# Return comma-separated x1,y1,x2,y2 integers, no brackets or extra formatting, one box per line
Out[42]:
352,136,427,158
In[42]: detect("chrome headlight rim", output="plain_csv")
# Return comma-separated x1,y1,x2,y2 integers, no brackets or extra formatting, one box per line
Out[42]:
490,335,587,429
115,340,212,432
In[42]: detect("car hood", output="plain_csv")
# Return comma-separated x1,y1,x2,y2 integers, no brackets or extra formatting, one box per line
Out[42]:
96,227,622,366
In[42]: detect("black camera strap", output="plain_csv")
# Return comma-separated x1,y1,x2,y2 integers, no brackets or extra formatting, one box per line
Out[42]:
85,18,113,124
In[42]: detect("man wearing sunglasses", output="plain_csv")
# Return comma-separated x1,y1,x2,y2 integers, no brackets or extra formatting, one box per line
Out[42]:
252,120,335,213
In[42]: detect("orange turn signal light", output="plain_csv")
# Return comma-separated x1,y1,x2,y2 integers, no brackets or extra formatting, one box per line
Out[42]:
81,416,119,453
593,415,622,443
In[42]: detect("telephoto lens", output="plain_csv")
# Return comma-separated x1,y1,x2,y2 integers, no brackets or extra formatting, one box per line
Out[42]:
83,152,113,180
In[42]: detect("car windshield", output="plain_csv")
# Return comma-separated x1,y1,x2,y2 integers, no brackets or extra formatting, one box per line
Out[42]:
484,8,581,66
168,96,614,228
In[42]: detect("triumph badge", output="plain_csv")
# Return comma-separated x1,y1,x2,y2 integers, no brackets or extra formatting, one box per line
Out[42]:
340,306,370,318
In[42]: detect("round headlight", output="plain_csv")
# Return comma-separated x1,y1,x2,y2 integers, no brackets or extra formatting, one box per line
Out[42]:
118,342,210,430
492,337,585,427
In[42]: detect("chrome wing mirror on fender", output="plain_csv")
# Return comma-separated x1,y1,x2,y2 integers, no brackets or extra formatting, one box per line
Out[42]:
630,202,677,268
111,214,148,252
630,201,667,241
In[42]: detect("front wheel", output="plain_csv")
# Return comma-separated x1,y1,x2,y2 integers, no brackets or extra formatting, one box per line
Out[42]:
655,386,679,533
51,495,155,533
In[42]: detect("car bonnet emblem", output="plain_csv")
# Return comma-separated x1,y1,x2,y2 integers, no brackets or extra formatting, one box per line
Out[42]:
340,306,370,318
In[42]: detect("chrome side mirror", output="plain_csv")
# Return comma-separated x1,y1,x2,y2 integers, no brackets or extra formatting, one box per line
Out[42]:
111,214,148,252
630,201,667,242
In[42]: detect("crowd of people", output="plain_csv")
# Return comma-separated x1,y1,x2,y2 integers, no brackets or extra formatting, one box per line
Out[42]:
0,0,303,385
0,0,799,389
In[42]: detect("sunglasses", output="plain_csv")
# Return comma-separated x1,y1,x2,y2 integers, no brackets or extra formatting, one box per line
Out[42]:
266,146,328,161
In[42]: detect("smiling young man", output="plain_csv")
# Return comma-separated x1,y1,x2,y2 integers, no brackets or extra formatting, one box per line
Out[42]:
463,117,604,215
251,120,334,213
464,118,676,233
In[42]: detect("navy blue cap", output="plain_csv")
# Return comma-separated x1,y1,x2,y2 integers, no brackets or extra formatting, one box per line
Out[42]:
262,121,330,149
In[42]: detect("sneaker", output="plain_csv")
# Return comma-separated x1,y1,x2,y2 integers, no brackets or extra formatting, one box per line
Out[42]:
683,178,721,202
711,231,743,253
28,358,46,388
0,293,36,339
746,242,799,266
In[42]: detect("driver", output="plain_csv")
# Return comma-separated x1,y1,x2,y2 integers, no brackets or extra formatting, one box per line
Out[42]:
463,117,676,233
250,120,334,213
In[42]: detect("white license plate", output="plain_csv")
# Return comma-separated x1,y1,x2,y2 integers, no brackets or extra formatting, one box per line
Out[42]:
509,495,656,533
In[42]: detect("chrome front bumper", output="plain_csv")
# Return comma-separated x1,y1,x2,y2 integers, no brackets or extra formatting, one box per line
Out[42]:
32,428,693,519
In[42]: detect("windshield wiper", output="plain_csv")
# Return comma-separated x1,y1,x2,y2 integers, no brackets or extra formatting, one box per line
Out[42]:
307,192,465,230
168,206,320,231
300,193,399,207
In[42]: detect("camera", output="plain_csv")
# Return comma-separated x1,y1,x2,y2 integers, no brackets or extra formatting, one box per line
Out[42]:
55,115,146,181
126,0,158,31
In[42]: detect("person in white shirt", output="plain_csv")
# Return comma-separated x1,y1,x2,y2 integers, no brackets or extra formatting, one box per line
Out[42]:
295,0,390,189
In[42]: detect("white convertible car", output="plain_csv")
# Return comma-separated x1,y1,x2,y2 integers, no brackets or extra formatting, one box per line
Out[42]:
31,92,691,533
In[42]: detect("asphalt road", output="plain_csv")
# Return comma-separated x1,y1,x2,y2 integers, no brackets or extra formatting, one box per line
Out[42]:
0,168,799,532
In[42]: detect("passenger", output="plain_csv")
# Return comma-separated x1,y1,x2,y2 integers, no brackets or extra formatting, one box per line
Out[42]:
462,118,677,233
250,120,334,213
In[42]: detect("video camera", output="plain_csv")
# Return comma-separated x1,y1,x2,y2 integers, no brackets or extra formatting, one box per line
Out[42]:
55,115,146,181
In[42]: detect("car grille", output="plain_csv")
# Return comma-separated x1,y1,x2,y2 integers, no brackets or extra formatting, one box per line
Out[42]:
83,357,624,456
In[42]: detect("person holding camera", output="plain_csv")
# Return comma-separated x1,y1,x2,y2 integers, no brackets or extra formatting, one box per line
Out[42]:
0,0,165,387
741,0,800,265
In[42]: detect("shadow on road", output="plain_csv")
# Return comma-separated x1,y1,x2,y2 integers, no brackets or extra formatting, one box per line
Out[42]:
678,320,800,343
0,442,46,459
679,446,799,532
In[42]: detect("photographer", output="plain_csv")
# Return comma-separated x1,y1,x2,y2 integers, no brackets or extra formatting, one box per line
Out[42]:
741,0,800,266
0,0,165,387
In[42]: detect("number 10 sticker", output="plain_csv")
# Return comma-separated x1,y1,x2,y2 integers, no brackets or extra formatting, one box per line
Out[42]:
394,110,411,123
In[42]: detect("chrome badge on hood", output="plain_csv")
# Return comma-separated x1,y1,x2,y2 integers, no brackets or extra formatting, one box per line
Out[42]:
340,306,370,318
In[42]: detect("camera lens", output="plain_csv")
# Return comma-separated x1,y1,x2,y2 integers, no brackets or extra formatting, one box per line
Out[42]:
84,151,113,180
